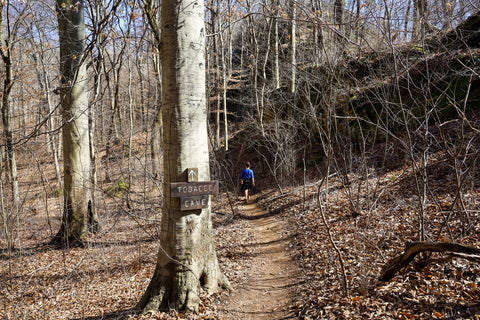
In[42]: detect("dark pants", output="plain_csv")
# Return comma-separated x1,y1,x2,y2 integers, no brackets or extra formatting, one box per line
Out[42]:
242,179,252,191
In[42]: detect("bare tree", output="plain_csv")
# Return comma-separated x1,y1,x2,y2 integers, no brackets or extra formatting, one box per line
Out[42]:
140,0,163,182
52,0,99,244
0,1,25,209
29,12,62,188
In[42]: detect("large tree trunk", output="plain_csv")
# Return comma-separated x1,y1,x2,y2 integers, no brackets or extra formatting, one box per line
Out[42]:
52,0,99,244
136,0,229,312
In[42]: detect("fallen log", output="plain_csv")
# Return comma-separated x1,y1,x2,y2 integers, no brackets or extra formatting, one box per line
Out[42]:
379,241,480,281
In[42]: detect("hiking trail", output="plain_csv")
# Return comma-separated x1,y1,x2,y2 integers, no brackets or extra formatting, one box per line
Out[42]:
214,196,300,319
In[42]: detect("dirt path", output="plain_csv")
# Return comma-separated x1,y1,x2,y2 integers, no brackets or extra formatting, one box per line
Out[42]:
215,197,299,319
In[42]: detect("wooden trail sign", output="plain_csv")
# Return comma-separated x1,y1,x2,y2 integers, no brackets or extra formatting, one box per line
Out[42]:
170,168,218,211
170,181,219,197
180,195,209,211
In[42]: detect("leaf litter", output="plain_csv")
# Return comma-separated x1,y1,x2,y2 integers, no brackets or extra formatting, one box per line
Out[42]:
2,138,480,319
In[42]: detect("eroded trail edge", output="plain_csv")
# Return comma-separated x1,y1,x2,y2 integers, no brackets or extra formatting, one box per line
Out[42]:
215,198,299,319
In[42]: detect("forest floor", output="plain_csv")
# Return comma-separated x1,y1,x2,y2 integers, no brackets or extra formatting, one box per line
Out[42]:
0,189,301,320
3,120,480,319
2,161,480,319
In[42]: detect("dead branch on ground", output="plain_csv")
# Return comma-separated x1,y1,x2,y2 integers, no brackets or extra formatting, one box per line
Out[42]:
379,241,480,281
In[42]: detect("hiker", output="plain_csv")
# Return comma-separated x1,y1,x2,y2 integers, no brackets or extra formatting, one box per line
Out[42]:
240,162,255,201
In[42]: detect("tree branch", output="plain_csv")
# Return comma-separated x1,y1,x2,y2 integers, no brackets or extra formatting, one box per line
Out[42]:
380,241,480,281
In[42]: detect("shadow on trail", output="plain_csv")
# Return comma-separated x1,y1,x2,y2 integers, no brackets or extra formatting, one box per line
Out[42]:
217,235,296,257
216,194,299,258
236,192,317,221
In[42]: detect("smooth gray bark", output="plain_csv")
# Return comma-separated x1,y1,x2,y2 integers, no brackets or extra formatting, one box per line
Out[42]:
136,0,228,312
52,0,99,244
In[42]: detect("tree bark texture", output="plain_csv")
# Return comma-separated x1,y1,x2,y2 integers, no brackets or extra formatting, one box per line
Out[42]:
136,0,228,312
53,0,99,243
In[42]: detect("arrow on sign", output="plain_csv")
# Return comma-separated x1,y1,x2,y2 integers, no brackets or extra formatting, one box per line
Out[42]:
188,169,197,181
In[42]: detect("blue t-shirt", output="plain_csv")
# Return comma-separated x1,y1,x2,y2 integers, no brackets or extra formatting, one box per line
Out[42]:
241,168,254,180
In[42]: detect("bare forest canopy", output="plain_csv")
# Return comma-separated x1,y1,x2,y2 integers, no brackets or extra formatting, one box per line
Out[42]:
1,0,480,318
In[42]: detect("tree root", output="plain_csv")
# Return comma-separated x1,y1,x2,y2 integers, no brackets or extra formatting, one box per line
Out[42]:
379,241,480,281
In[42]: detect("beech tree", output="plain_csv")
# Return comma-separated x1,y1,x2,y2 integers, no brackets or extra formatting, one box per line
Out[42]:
136,0,229,312
52,0,99,244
